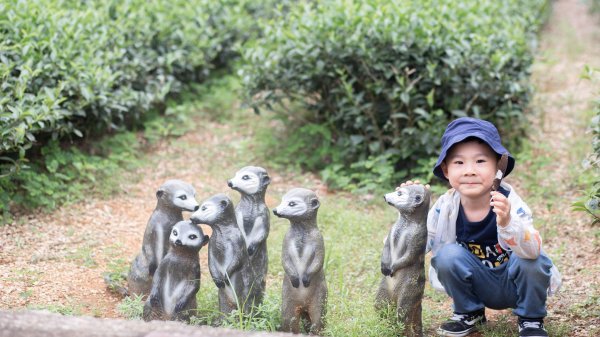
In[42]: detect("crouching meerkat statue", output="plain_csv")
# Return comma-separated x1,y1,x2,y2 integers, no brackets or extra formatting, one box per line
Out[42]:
191,194,257,317
228,166,271,304
128,180,199,297
143,220,209,322
375,184,430,337
273,188,327,335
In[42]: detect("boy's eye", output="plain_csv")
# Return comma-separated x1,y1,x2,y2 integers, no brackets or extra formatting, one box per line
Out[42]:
453,160,463,165
476,159,486,163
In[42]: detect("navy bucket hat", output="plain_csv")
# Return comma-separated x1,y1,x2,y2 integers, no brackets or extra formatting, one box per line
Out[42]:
433,117,515,181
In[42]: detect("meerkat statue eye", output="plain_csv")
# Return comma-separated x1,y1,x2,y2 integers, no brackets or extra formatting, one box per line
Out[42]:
173,229,178,236
397,191,403,196
189,234,197,240
242,175,250,180
201,205,207,211
178,195,187,200
288,201,297,207
415,195,422,202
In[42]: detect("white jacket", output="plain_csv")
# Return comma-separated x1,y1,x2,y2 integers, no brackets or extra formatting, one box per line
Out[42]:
426,182,562,296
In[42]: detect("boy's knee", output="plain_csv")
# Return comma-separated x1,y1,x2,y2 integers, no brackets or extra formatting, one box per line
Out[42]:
432,244,471,273
508,254,552,280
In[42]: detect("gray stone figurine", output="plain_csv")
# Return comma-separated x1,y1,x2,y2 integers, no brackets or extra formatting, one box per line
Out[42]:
128,180,199,297
143,220,209,322
227,166,270,304
375,184,430,337
190,194,258,317
273,188,327,335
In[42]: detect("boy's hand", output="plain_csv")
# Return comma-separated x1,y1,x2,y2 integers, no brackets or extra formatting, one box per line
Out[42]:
491,191,511,227
397,179,430,190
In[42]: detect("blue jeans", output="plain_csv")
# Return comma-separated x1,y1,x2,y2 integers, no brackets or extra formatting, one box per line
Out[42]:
431,243,553,318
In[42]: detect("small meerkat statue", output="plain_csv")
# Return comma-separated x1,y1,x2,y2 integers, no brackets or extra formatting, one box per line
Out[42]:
375,184,430,337
273,188,327,335
227,166,270,304
143,220,209,322
190,194,257,317
128,180,199,297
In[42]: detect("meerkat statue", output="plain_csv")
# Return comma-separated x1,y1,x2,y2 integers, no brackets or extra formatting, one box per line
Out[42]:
375,184,430,337
227,166,270,304
190,194,257,317
273,188,327,335
143,220,209,322
128,179,199,297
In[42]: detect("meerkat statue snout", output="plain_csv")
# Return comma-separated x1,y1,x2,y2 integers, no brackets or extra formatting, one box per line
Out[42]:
128,180,199,297
227,166,270,305
273,188,327,335
143,220,208,322
375,184,430,337
190,194,257,317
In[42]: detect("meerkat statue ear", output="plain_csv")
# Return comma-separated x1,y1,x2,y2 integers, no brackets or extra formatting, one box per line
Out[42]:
220,199,229,209
310,198,320,210
156,189,164,199
262,175,271,187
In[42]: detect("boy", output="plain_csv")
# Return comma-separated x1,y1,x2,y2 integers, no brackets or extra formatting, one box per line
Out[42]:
402,117,561,337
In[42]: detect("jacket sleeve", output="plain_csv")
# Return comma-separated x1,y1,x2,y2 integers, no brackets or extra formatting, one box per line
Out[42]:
497,189,542,259
426,191,449,254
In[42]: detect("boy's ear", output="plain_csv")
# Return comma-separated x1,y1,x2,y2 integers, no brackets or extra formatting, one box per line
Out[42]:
441,162,449,180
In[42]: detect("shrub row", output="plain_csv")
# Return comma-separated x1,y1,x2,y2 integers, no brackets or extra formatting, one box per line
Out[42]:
242,0,549,190
0,0,263,160
0,0,296,219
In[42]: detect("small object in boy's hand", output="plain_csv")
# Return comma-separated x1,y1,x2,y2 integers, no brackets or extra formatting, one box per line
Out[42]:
492,153,509,191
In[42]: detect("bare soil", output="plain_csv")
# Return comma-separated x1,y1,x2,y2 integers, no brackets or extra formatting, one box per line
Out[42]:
1,0,599,336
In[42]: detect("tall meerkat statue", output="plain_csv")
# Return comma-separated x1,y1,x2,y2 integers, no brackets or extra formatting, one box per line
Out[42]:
273,188,327,335
375,184,430,337
227,166,270,304
128,180,199,297
191,194,257,317
143,220,209,322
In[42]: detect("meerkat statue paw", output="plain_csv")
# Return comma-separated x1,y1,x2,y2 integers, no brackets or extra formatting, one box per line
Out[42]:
248,243,257,256
302,275,311,287
290,276,300,288
214,278,226,289
381,264,392,276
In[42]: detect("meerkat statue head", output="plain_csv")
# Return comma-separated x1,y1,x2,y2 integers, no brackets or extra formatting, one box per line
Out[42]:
384,184,430,214
156,179,199,212
190,194,235,226
170,220,209,252
227,166,270,196
273,188,320,221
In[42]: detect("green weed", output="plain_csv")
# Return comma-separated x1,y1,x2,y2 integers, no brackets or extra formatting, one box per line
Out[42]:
117,295,145,319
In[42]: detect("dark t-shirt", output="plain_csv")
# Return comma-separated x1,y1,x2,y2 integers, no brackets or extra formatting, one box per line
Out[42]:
456,186,511,268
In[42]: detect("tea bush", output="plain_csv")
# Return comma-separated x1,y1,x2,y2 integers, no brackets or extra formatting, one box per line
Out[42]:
242,0,549,190
0,0,292,219
573,66,600,225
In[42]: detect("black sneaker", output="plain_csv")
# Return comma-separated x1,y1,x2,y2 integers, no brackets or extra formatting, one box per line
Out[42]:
518,317,548,337
437,308,486,337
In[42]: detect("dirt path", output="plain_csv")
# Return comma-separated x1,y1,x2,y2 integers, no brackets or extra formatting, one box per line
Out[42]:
519,0,600,335
0,0,599,336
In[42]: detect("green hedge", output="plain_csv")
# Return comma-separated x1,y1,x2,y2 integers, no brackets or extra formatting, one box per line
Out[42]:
0,0,257,160
242,0,549,189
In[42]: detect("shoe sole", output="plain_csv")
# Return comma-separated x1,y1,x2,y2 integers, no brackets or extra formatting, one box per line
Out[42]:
436,326,478,337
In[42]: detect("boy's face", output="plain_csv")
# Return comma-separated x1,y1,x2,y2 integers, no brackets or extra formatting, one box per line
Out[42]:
441,140,498,200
